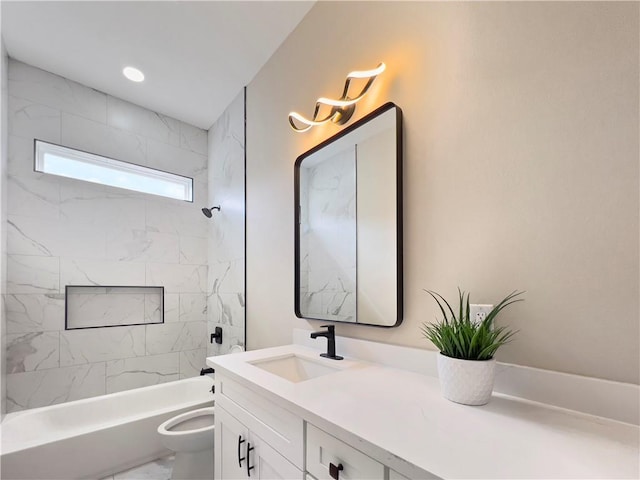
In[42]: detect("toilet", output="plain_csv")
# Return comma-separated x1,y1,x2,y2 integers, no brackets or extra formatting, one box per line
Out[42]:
157,407,215,480
158,345,243,479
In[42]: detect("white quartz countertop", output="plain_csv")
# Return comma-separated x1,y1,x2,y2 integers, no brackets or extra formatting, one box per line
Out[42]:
207,345,639,479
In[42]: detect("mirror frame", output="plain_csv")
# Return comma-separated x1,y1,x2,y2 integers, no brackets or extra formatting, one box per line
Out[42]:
294,102,403,328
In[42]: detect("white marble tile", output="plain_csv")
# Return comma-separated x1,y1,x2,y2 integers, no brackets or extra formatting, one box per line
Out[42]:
209,259,244,294
60,325,145,366
60,183,146,229
60,258,146,290
179,348,207,378
307,267,356,294
179,235,208,265
6,331,59,373
179,122,208,156
146,201,207,238
6,363,106,412
207,292,244,327
66,287,152,329
145,321,206,355
107,96,179,146
6,332,60,373
106,228,179,263
299,292,322,318
6,293,65,333
144,293,163,324
7,215,53,256
208,205,245,261
8,95,61,143
7,255,59,294
179,294,207,322
147,138,207,182
112,455,174,480
61,112,147,166
146,263,207,293
193,180,208,207
8,214,106,259
321,291,355,322
8,175,60,219
9,59,107,123
106,353,179,394
163,294,179,323
7,134,38,178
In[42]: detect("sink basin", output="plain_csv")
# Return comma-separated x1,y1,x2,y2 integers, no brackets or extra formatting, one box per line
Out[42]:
249,354,341,383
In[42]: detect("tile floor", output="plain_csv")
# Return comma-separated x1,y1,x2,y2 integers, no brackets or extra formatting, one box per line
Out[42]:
100,455,174,480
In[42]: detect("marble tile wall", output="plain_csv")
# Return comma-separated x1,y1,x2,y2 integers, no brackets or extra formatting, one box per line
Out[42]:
206,89,245,356
4,59,209,412
1,42,8,416
299,147,357,322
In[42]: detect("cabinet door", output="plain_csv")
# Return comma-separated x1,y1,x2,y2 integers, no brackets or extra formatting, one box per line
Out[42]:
215,406,250,480
248,432,303,480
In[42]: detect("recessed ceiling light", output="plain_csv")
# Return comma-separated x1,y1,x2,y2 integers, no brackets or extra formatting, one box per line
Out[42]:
123,66,145,83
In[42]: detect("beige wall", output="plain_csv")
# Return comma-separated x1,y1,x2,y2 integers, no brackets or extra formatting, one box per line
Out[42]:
247,2,639,384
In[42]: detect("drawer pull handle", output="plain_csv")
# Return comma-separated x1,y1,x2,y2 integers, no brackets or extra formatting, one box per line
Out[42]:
247,442,255,477
238,435,245,468
329,462,344,480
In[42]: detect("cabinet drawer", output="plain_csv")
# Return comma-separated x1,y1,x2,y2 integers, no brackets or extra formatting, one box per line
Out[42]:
217,374,304,468
306,424,384,480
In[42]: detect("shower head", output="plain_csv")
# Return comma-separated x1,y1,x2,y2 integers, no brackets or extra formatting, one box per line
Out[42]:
202,206,220,218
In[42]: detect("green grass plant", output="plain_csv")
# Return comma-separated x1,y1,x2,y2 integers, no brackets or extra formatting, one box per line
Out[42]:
421,289,524,361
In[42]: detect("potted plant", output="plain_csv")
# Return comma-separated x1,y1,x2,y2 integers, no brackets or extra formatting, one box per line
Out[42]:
421,289,524,406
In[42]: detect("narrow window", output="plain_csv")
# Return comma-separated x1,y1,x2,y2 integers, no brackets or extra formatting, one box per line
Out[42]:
34,140,193,202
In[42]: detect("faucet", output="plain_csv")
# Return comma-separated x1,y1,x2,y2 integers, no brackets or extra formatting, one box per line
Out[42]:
310,325,343,360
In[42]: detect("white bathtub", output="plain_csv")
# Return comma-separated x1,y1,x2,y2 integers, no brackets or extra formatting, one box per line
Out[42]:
0,376,215,480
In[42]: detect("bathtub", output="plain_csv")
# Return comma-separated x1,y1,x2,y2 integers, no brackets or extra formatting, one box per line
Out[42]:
0,376,214,480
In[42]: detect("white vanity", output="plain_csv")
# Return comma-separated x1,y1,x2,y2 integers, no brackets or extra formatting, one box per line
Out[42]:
207,337,639,480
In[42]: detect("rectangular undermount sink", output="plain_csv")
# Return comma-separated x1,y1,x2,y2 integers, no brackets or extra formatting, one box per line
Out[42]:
250,354,341,383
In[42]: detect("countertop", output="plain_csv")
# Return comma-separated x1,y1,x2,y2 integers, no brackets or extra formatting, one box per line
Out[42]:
208,344,639,479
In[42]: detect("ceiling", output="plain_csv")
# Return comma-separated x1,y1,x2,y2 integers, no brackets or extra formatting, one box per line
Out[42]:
1,1,314,130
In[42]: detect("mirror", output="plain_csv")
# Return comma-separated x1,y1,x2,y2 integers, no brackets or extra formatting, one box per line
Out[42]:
294,103,402,327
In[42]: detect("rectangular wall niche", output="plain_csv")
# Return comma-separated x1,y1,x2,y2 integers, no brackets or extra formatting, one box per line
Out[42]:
65,286,164,330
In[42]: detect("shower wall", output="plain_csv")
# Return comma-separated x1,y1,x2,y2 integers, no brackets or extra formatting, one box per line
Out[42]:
1,41,9,417
5,60,209,412
206,89,245,355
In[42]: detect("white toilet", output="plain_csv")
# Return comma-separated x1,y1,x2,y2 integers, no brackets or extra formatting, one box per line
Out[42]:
157,407,215,480
158,345,244,479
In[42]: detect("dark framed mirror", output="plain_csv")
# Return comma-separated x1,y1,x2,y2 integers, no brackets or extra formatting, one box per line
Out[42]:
294,102,403,327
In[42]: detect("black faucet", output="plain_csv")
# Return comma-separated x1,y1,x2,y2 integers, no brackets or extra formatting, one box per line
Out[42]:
310,325,343,360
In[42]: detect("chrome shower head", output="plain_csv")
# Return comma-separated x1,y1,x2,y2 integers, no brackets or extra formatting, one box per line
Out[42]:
202,206,220,218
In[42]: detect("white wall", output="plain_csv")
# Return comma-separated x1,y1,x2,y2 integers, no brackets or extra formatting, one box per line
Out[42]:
246,2,639,384
5,60,210,411
207,89,245,355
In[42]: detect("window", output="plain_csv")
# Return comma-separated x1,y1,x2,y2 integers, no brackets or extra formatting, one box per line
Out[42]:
34,140,193,202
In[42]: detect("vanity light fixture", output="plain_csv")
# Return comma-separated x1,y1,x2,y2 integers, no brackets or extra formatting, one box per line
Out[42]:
288,62,386,133
123,66,145,83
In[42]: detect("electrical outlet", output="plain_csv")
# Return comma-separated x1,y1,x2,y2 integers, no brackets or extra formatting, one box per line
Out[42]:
470,304,493,325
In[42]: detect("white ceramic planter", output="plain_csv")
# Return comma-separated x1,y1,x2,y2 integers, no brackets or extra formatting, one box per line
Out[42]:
437,354,496,406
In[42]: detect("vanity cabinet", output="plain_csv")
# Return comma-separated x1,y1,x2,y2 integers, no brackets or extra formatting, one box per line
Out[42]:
215,406,302,480
214,373,421,480
215,374,304,480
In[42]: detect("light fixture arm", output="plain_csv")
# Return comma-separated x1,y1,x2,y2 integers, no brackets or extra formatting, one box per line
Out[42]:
288,62,386,133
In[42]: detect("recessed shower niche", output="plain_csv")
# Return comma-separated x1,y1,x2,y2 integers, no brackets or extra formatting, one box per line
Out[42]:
65,286,164,330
